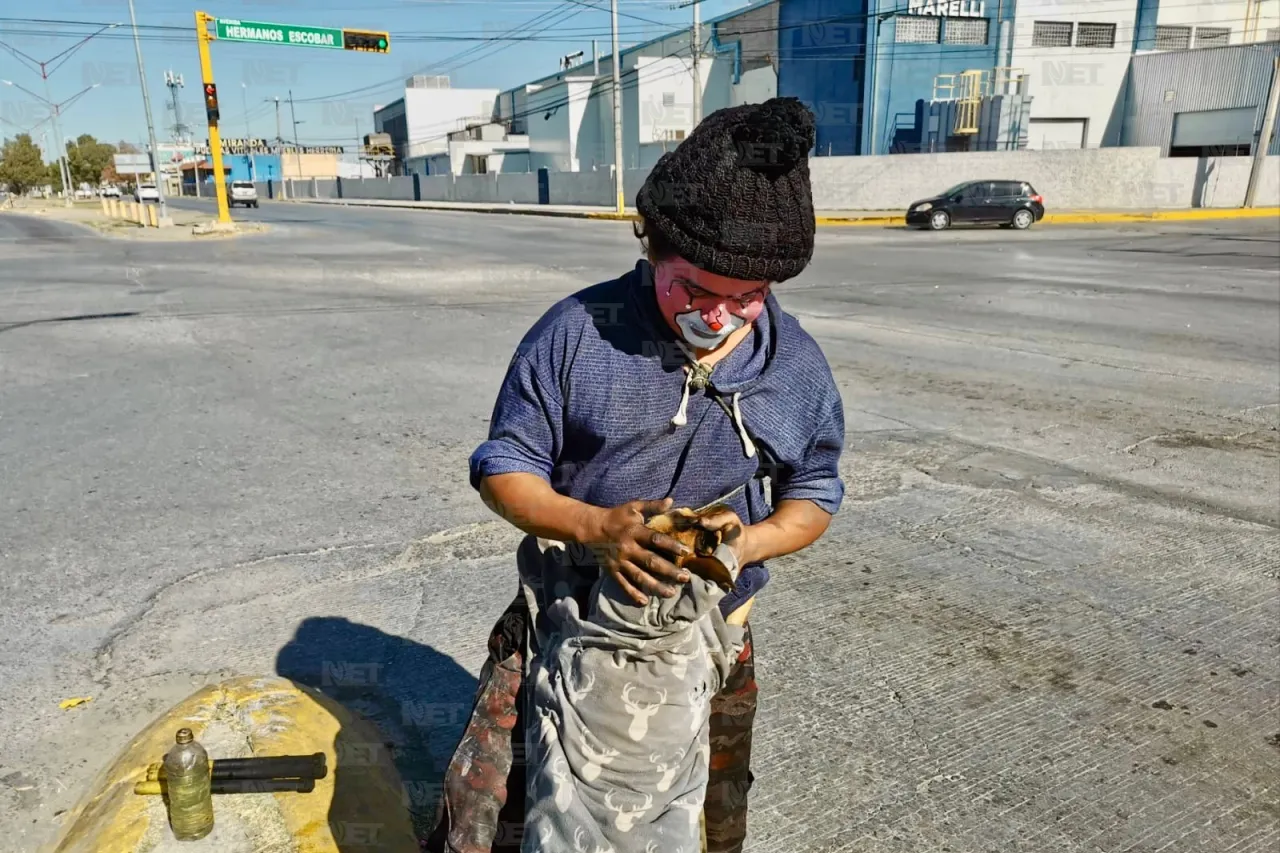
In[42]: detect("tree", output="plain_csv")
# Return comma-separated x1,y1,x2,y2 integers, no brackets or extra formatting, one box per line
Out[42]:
47,162,63,193
116,141,140,154
0,134,48,196
66,134,116,187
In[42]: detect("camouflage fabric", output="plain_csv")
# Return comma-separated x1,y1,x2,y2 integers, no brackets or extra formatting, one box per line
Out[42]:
705,629,757,853
424,594,757,853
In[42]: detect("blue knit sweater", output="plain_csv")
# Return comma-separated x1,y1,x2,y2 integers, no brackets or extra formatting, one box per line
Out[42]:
470,259,845,615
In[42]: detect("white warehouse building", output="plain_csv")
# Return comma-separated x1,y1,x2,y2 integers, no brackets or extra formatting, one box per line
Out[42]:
1013,0,1280,149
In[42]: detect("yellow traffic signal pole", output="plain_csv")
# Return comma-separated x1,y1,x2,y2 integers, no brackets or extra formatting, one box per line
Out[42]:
195,11,232,224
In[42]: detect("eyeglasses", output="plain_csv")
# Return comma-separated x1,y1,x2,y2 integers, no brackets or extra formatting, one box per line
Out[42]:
676,278,769,309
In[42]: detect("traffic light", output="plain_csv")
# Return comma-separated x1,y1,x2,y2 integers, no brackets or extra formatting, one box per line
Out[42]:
203,82,220,122
342,29,390,53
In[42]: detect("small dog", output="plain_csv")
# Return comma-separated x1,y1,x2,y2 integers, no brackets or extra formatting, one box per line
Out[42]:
643,505,739,593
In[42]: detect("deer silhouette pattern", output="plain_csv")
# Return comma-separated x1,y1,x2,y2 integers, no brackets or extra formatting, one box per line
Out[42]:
517,534,744,851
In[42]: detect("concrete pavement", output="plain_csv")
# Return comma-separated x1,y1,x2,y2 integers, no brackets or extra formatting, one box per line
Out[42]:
1,204,1277,852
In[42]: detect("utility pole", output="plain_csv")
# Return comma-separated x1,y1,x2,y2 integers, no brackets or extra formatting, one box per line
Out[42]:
272,96,283,145
691,0,702,124
610,0,624,214
240,83,256,181
672,0,702,125
267,96,287,199
128,0,170,225
42,77,71,203
1244,55,1280,208
355,118,362,175
288,89,302,183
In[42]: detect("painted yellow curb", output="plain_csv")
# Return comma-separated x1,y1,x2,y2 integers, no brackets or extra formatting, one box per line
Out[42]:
814,207,1280,227
44,676,418,853
815,215,903,226
1044,207,1280,224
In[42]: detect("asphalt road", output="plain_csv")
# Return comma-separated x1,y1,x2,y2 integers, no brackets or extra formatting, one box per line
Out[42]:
2,201,1278,853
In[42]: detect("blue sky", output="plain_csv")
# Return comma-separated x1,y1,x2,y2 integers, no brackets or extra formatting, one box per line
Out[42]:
0,0,749,156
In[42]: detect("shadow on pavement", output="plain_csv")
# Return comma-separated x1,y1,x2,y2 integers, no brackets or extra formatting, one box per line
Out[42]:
276,616,479,845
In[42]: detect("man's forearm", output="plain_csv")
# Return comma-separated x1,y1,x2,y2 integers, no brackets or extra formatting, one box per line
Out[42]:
741,499,832,565
479,472,603,544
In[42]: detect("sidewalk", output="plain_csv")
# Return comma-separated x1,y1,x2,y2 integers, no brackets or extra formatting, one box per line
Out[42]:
1,199,266,240
274,196,1280,226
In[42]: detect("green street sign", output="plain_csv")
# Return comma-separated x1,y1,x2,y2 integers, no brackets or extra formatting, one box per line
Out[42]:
215,18,344,50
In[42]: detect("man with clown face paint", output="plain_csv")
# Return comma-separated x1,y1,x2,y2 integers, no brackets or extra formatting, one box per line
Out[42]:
426,97,845,853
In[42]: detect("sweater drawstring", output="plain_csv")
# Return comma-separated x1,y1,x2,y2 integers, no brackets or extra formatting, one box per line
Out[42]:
670,367,694,427
731,392,757,458
670,372,757,459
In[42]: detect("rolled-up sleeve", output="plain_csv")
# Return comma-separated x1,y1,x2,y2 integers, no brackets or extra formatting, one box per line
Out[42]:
774,386,845,515
469,352,564,490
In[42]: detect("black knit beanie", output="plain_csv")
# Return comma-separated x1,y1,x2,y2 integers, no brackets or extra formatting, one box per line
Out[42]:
635,96,816,283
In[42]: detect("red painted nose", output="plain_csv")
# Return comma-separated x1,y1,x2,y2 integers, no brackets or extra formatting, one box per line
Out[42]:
706,320,723,331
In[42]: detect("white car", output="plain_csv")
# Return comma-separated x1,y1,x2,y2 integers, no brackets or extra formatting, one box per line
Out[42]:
100,186,122,198
228,180,258,208
135,183,160,203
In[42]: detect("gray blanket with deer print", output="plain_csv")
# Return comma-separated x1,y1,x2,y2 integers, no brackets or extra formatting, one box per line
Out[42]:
515,535,746,853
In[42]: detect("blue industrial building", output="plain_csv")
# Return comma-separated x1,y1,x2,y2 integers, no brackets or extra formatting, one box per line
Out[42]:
777,0,1017,155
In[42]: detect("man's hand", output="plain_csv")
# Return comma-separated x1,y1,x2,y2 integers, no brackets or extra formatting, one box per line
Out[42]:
694,505,752,566
701,498,833,567
579,497,693,605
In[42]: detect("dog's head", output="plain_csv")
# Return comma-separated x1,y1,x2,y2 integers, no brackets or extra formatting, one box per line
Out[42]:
644,506,737,592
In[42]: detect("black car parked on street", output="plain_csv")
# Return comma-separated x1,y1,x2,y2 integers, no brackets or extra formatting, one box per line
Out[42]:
905,179,1046,231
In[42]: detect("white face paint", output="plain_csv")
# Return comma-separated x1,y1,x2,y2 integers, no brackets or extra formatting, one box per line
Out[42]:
674,309,746,349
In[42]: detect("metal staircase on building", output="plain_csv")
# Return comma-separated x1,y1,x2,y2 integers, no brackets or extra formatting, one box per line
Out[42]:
926,67,1033,151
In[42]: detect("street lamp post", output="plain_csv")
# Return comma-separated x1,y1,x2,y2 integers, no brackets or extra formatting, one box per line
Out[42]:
241,82,257,181
42,76,72,202
0,22,119,204
1,80,99,200
127,0,170,225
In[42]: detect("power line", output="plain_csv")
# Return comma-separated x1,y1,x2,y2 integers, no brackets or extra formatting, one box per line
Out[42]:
288,2,591,104
0,0,1252,42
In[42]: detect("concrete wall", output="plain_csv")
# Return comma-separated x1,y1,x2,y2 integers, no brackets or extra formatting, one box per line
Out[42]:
269,148,1280,210
548,170,614,206
1152,155,1280,207
806,147,1280,209
329,176,414,201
